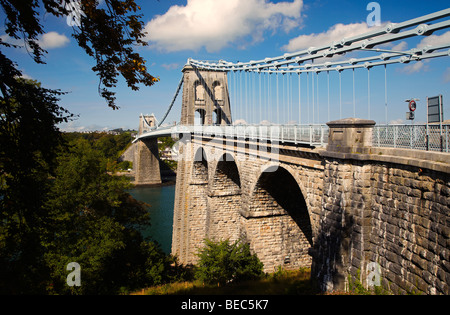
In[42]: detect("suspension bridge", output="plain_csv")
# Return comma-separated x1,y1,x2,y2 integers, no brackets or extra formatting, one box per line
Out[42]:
131,9,450,295
135,8,450,153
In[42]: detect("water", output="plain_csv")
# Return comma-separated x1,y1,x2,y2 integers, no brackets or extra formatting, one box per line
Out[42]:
129,185,175,254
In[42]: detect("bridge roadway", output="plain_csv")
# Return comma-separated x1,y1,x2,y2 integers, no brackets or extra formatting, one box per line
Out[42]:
135,123,450,153
135,124,330,148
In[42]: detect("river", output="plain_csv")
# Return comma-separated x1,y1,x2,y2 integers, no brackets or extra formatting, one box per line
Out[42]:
129,185,176,254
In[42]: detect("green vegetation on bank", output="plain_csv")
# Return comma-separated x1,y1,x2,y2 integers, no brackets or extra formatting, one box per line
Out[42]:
135,268,314,296
133,239,317,296
62,131,134,171
0,78,184,294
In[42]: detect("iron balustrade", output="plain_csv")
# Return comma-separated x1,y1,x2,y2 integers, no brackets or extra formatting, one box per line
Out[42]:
189,124,329,147
139,123,450,154
373,124,450,153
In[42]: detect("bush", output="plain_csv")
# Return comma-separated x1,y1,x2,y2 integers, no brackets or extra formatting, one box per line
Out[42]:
195,239,264,286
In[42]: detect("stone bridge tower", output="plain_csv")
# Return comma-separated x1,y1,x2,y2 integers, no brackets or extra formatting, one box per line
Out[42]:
134,114,161,185
180,65,232,126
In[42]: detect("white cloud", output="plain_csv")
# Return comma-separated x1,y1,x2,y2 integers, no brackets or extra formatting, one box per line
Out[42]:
1,31,69,50
0,34,25,47
59,121,112,132
391,41,408,51
283,22,376,52
391,32,450,75
418,30,450,49
400,61,430,74
145,0,303,52
233,119,248,125
389,119,404,125
39,32,70,49
444,68,450,83
18,72,34,80
161,63,180,70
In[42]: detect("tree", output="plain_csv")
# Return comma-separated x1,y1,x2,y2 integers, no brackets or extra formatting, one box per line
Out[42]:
0,77,74,294
0,0,159,109
43,138,171,294
195,239,264,286
0,0,161,294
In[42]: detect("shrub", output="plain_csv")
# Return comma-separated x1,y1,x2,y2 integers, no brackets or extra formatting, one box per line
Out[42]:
195,239,264,286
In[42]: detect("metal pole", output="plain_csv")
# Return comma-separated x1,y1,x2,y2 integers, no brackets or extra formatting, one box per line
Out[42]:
299,73,302,125
259,72,262,124
353,68,356,118
426,96,429,151
268,72,271,124
368,67,371,120
327,71,330,122
317,72,320,124
446,125,448,153
312,71,315,124
339,70,342,120
440,94,444,152
276,72,280,124
307,72,310,124
384,65,388,125
289,73,292,124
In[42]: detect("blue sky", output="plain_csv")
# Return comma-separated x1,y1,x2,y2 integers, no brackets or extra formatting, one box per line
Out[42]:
1,0,449,131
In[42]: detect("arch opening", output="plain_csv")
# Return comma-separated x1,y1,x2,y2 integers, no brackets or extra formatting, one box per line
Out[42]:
213,153,241,193
187,147,210,262
208,153,241,242
195,81,205,101
213,81,223,101
192,147,208,183
213,109,222,125
195,109,206,126
248,166,313,271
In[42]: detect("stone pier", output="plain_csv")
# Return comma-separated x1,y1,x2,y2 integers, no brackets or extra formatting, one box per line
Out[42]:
134,114,162,185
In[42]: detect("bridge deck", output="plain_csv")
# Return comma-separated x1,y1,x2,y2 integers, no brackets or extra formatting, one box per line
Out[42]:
135,124,450,153
136,124,329,147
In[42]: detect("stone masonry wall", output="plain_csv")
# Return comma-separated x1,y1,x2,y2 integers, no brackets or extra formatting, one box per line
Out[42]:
314,157,450,295
171,121,449,294
313,118,450,294
172,137,324,272
369,163,450,295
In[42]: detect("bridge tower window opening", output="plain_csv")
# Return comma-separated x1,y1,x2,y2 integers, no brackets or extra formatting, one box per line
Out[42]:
213,81,223,102
195,109,206,125
213,108,222,126
195,80,205,102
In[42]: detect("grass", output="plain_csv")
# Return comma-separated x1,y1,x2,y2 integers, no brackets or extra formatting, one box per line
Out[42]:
132,268,317,295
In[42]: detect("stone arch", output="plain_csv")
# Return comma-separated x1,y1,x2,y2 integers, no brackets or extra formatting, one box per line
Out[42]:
211,153,241,193
186,146,210,262
191,146,208,184
245,164,313,271
254,163,311,220
207,153,242,242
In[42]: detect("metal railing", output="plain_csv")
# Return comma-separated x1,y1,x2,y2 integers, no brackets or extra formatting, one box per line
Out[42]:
373,124,450,153
187,124,329,147
143,123,449,153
